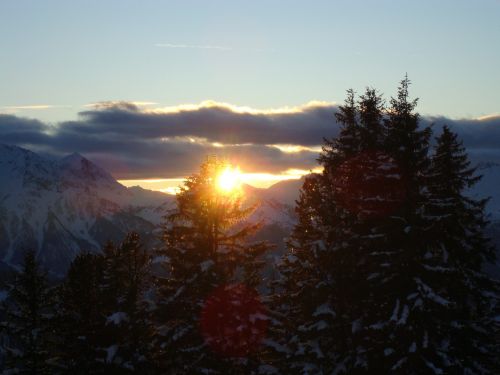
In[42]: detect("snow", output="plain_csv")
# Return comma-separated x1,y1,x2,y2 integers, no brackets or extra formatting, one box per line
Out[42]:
313,303,336,317
298,320,329,332
0,290,8,302
105,344,118,363
390,299,400,321
332,360,348,375
262,338,289,354
310,340,324,359
391,357,407,370
249,312,269,323
409,342,417,353
422,331,429,348
152,255,170,264
200,260,214,272
106,312,129,325
0,144,172,273
0,144,300,274
258,364,280,374
424,360,444,374
414,277,451,306
351,319,362,333
397,305,409,325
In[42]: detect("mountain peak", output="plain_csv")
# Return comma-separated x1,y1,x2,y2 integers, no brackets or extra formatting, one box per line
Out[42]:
60,152,87,166
58,151,117,187
64,151,84,160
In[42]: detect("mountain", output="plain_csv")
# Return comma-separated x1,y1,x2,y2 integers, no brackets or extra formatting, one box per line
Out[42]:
0,144,175,277
1,144,498,278
0,144,298,277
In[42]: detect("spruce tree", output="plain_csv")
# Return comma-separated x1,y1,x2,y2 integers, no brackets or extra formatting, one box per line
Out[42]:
153,157,271,374
421,125,499,373
271,78,499,373
358,77,454,374
54,252,107,373
1,251,54,374
270,87,400,373
100,233,154,373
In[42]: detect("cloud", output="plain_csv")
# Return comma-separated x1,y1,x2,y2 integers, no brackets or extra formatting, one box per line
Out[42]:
84,101,158,110
0,114,51,145
155,43,231,50
0,105,62,112
1,101,500,179
426,115,500,153
64,100,339,146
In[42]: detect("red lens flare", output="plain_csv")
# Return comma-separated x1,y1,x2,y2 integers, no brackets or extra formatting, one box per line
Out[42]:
200,284,268,358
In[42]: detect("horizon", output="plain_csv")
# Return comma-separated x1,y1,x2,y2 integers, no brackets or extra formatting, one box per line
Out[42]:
1,0,499,191
1,2,500,373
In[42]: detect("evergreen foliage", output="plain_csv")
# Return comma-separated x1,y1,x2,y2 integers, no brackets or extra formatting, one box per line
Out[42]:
153,156,272,373
54,234,154,373
1,251,54,374
54,252,107,373
100,233,154,372
271,77,499,374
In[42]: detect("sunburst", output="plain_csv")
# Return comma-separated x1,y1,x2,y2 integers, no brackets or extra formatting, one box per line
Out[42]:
216,166,242,193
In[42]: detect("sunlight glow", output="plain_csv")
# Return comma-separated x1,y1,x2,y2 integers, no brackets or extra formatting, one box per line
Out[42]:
147,100,335,115
217,166,242,193
118,167,323,194
273,144,323,153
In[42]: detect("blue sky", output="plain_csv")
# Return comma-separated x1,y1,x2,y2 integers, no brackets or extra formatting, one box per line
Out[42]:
1,0,500,189
1,0,499,122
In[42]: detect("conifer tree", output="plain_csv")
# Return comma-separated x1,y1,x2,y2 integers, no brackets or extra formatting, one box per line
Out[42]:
270,87,399,373
154,157,271,374
100,233,154,372
272,77,499,373
54,252,107,373
420,125,499,373
359,77,445,374
1,251,54,374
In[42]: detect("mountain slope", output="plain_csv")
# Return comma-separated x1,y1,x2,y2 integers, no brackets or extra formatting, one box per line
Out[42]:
0,145,299,277
0,144,174,276
1,144,498,278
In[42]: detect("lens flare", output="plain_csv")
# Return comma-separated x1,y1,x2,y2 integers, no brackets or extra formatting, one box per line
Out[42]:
200,284,268,358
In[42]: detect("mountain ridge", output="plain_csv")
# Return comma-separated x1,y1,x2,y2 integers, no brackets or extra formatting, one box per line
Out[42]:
1,143,498,277
0,144,297,276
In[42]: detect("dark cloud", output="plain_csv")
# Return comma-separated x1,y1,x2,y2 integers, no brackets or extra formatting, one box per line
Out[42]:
1,102,499,179
89,141,319,179
0,114,51,146
62,101,339,146
427,115,500,149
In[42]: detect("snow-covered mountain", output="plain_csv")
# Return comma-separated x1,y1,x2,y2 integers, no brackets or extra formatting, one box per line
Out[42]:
0,144,176,276
0,144,298,277
1,143,499,278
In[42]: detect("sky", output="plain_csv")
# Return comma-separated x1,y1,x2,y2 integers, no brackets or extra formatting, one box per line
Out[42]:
1,0,499,191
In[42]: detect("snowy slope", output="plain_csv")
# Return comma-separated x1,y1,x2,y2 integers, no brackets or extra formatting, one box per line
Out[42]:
242,183,298,230
0,144,174,276
2,143,498,277
0,144,299,276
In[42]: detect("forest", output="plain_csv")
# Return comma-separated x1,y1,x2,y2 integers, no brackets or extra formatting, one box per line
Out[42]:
1,78,499,374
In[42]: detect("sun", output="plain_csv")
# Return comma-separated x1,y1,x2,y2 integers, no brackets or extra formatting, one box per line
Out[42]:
216,166,242,193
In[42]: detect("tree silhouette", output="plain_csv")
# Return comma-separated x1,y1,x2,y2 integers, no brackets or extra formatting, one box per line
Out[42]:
154,156,271,373
2,251,54,374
